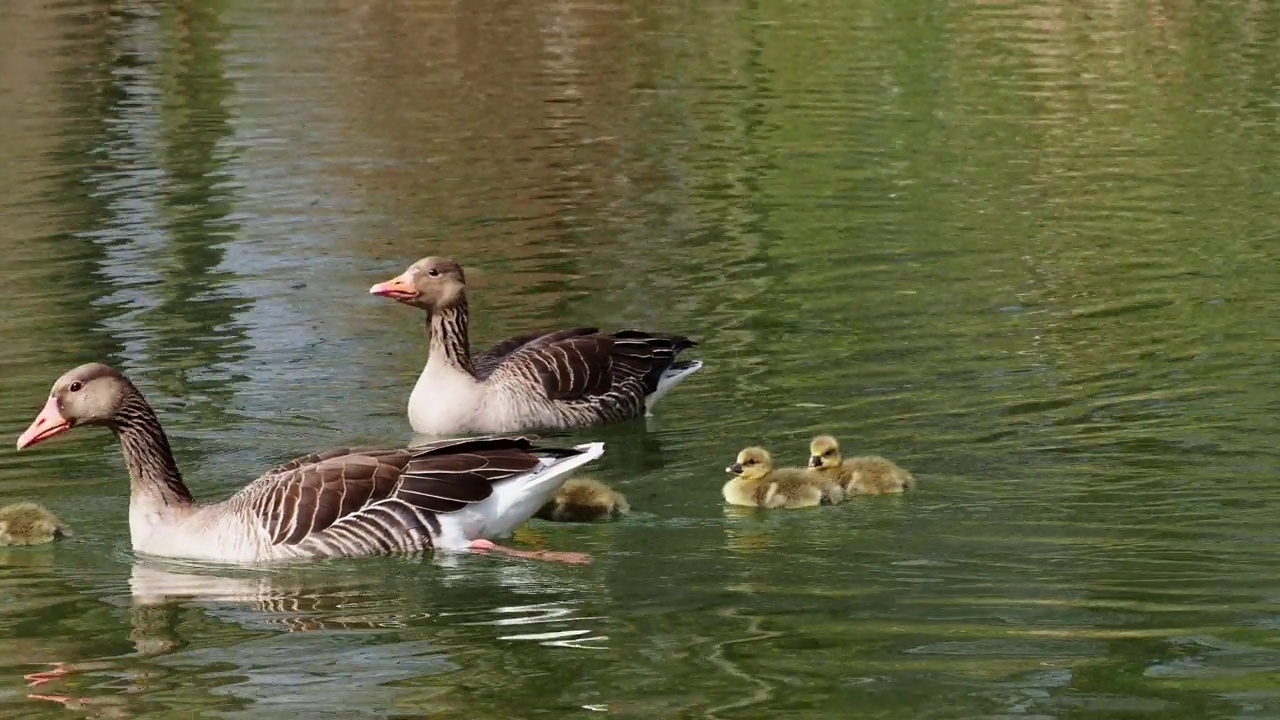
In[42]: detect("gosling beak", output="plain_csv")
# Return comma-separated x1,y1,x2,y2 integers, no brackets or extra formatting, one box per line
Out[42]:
809,456,822,468
369,272,418,301
17,396,71,450
726,463,742,474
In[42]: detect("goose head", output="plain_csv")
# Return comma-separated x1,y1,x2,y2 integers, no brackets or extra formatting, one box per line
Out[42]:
369,257,467,311
16,363,131,449
808,434,842,470
726,446,773,481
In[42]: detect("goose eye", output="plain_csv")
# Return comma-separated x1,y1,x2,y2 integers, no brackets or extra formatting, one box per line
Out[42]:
69,381,83,393
427,269,440,277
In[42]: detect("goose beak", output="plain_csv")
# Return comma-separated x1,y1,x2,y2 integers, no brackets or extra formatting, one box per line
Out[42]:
17,396,71,450
809,456,822,468
369,272,418,302
726,463,742,474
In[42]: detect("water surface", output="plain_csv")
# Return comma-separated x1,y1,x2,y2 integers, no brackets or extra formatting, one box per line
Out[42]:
1,0,1279,717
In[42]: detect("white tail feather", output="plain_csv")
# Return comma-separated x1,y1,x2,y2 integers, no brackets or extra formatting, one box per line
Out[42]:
435,442,606,547
644,360,704,415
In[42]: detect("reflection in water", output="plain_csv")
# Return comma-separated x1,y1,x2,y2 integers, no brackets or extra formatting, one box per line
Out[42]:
3,8,135,379
3,4,254,485
447,601,607,650
3,0,1280,717
164,635,451,717
68,4,253,437
140,2,250,418
15,558,612,716
127,559,608,641
703,608,781,720
127,561,385,631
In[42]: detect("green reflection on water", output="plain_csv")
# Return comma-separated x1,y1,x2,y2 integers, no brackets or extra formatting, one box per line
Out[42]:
0,0,1278,717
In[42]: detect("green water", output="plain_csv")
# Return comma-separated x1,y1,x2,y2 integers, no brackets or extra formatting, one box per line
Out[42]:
2,0,1279,717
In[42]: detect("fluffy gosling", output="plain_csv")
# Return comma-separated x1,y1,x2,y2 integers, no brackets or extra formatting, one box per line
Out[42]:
0,503,70,546
808,435,915,495
535,476,630,523
723,447,843,509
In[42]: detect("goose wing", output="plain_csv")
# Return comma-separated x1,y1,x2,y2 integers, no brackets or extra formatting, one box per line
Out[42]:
611,330,698,396
247,436,563,549
473,327,598,379
491,330,697,401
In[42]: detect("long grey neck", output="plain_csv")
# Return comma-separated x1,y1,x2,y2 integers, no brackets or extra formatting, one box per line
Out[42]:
427,295,475,376
109,391,196,508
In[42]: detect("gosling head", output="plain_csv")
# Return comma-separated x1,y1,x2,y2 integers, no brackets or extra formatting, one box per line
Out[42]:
17,363,136,450
726,447,773,481
808,434,843,470
369,256,467,311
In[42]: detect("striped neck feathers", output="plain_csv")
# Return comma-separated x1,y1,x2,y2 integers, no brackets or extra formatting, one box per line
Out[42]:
426,294,475,376
109,391,196,507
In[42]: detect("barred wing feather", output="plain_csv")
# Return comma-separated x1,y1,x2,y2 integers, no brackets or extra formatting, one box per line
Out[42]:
473,328,599,379
492,330,697,402
245,436,576,555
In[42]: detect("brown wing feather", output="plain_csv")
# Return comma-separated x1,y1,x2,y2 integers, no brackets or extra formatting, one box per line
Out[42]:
260,447,404,477
474,328,599,379
542,336,616,400
611,330,698,395
254,436,572,547
494,330,696,401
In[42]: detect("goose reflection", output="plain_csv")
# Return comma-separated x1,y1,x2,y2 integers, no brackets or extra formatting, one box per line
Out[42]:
128,561,398,632
27,557,610,713
127,557,609,645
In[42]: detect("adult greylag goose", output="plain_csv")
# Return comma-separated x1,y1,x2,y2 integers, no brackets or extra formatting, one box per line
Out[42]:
808,435,915,495
369,257,703,436
722,447,844,509
15,363,604,563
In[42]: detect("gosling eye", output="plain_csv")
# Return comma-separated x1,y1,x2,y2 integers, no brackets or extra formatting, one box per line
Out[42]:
69,381,83,393
427,268,440,277
824,450,835,457
744,459,756,466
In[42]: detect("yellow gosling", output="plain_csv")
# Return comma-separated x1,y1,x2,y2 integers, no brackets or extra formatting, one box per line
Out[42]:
535,476,630,523
723,447,843,509
808,435,915,495
0,503,70,546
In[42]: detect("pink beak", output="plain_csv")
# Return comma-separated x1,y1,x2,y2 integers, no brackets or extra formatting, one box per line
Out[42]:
16,396,71,450
369,272,417,300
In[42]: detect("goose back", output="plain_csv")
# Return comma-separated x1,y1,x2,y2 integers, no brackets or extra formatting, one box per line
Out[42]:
472,327,598,379
219,436,584,560
481,329,698,429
